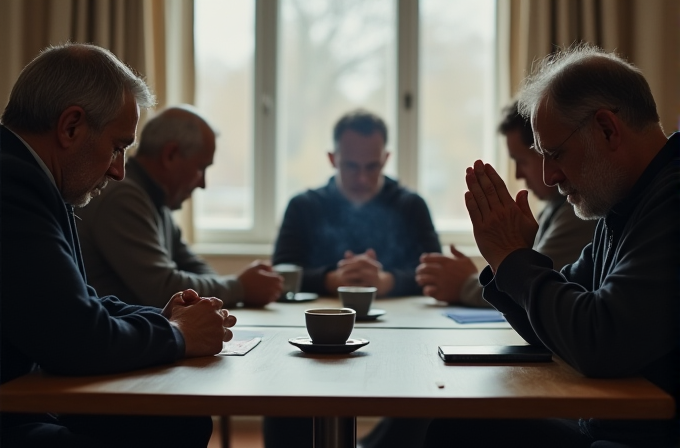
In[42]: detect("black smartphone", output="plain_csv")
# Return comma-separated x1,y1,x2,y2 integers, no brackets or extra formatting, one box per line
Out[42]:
438,345,553,363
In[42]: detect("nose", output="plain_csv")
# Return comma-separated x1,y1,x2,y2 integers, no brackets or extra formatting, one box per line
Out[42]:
355,169,371,187
198,172,207,190
106,153,125,181
543,158,565,187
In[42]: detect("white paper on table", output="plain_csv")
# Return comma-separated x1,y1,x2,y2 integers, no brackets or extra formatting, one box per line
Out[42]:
218,330,264,356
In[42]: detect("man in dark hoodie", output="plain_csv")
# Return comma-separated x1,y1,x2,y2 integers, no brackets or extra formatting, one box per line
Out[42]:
267,110,441,448
273,109,441,298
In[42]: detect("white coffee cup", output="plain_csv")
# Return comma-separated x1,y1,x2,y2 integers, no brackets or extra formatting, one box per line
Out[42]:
273,264,303,300
338,286,376,318
305,308,356,344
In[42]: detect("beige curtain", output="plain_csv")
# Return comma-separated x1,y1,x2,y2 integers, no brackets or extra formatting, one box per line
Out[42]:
0,0,195,112
0,0,197,240
505,0,680,133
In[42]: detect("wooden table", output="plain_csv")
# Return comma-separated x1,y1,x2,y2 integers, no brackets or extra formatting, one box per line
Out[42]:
1,327,673,448
235,296,512,329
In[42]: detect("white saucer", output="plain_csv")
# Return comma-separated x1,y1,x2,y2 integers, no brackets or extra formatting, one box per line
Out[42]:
356,309,386,321
288,337,369,354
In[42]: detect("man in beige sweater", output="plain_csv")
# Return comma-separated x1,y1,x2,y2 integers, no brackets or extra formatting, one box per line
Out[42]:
416,101,596,307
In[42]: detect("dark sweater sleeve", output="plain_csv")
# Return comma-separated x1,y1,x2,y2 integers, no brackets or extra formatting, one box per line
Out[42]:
0,155,184,383
480,264,546,347
273,195,334,295
495,194,678,379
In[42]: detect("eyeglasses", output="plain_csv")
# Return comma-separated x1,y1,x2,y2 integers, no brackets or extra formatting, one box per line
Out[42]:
532,108,619,162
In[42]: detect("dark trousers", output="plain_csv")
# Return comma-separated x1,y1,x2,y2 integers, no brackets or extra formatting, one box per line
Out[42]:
263,416,430,448
426,417,679,448
424,418,591,448
0,413,213,448
263,417,313,448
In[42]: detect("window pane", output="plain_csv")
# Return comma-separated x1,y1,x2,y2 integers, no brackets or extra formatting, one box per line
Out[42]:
277,0,397,220
419,0,496,232
194,0,255,230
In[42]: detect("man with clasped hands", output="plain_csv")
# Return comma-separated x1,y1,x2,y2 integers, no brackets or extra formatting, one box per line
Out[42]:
0,43,234,447
425,44,679,447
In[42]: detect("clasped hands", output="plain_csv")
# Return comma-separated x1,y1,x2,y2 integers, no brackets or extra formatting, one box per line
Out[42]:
325,249,394,296
416,244,478,303
464,160,538,272
162,289,237,358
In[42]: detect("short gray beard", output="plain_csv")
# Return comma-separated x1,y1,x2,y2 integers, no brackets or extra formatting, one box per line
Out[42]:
71,177,110,208
569,135,627,220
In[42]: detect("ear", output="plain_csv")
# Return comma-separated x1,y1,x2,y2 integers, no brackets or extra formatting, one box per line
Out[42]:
56,106,88,150
594,109,622,151
160,142,181,168
382,151,391,165
328,151,337,168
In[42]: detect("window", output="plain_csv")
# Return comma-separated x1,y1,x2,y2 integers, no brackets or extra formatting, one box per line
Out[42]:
277,0,397,221
418,0,496,232
193,0,499,247
194,0,255,231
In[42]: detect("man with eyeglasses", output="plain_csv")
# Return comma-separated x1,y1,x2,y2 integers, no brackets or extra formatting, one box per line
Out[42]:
1,43,231,448
425,44,679,447
272,109,441,299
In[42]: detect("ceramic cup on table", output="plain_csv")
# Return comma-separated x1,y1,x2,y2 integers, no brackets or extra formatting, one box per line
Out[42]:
304,308,356,345
273,264,303,301
338,286,377,319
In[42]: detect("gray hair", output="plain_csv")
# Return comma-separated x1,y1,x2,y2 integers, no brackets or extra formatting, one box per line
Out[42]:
517,43,659,132
136,105,218,158
1,42,156,133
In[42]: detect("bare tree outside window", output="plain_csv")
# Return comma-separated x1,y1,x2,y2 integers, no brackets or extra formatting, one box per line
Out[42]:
277,0,397,220
419,0,496,232
194,0,255,230
192,0,498,242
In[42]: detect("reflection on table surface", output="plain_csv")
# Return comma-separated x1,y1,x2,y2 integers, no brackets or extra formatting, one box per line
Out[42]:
235,296,512,329
0,326,673,420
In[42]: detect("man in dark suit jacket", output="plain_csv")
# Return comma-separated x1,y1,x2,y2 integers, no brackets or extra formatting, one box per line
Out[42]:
0,43,234,448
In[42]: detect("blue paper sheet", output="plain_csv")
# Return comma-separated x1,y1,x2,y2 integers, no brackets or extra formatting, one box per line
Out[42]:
444,308,506,324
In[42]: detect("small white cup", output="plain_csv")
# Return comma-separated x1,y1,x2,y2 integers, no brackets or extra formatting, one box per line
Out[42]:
273,264,303,300
305,308,356,344
338,286,376,318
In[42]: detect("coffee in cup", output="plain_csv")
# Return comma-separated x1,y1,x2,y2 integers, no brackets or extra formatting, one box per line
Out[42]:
305,308,356,344
273,264,303,300
338,286,376,318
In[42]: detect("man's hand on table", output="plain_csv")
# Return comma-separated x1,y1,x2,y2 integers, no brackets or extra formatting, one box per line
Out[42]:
465,160,538,272
416,244,478,303
163,289,237,357
238,260,284,307
324,249,394,296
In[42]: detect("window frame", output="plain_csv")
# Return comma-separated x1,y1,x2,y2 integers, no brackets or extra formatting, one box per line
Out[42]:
193,0,507,251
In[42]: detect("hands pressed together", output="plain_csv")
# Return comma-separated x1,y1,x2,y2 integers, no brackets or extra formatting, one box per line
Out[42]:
162,289,237,358
325,249,394,296
417,161,538,300
464,160,538,272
